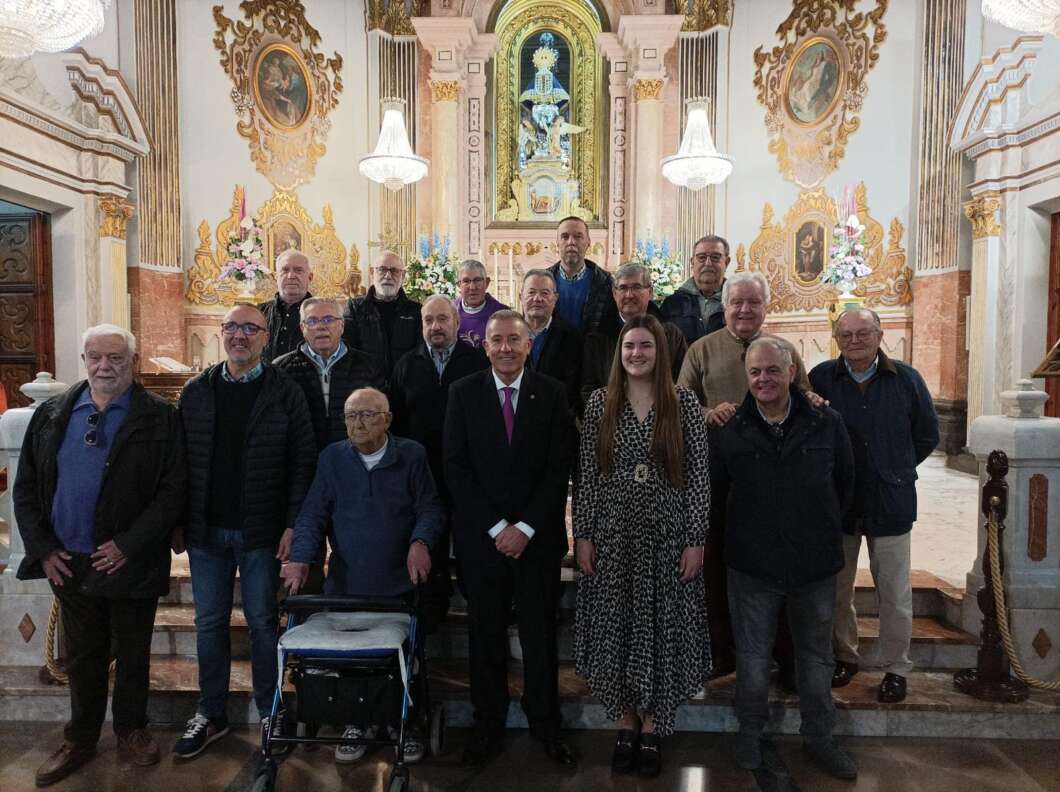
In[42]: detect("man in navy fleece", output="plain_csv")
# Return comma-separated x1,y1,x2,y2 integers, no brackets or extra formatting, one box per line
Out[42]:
281,386,444,764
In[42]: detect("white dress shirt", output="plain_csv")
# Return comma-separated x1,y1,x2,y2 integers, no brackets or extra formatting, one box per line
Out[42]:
488,368,534,540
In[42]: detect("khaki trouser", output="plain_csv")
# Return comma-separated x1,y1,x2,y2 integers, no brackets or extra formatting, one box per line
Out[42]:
833,532,914,676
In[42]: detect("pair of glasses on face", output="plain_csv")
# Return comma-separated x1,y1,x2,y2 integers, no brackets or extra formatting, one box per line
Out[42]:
459,277,486,287
84,411,101,447
615,284,649,295
302,315,341,327
695,253,726,264
344,410,390,422
221,322,266,336
836,330,878,343
374,266,404,277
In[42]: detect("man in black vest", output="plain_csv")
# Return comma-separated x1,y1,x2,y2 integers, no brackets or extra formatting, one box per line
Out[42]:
259,248,313,363
173,303,316,762
444,311,576,768
343,250,422,378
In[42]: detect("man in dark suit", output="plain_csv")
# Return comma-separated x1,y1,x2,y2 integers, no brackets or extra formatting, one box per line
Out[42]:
521,268,583,417
444,310,576,768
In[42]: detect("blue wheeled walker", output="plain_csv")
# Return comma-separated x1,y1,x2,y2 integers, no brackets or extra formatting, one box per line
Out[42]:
252,592,446,792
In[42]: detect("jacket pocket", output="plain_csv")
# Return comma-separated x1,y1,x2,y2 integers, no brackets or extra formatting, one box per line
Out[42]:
876,469,917,524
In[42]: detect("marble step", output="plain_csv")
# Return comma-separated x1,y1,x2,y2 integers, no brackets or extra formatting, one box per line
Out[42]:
2,658,1057,740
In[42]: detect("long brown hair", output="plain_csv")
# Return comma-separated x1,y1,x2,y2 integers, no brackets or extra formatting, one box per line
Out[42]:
596,314,684,486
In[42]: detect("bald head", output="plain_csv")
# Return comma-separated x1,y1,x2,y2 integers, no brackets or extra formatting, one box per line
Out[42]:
422,294,459,349
344,387,392,454
834,308,883,371
371,250,406,300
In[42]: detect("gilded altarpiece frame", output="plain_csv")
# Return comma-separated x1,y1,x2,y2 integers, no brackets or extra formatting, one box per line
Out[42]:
492,0,605,222
753,0,888,188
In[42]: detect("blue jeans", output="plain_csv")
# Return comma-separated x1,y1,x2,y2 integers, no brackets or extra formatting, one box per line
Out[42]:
188,530,280,720
727,567,837,740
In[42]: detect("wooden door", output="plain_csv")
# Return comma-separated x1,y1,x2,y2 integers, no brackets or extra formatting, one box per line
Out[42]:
0,211,54,408
1048,212,1060,418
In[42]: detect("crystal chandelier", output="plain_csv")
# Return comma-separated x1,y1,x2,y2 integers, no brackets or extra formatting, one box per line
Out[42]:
0,0,110,60
359,98,428,192
661,98,733,191
982,0,1060,35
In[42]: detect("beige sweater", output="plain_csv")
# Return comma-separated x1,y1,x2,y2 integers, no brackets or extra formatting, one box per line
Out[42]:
677,329,810,409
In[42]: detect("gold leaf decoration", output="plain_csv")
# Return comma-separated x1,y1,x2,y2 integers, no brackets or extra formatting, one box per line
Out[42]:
430,80,460,103
674,0,731,32
366,0,424,36
634,79,665,101
962,192,1002,239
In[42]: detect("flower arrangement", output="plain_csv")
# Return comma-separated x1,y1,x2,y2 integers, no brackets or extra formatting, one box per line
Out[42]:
822,187,871,295
220,215,269,286
404,233,459,302
630,237,682,300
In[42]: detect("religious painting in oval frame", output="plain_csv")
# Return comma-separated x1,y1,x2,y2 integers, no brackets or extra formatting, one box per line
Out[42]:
783,37,843,128
252,42,312,131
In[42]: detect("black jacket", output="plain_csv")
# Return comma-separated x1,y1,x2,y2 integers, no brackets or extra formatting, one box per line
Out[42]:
14,381,186,598
710,388,855,588
546,259,618,336
342,287,422,377
179,364,317,551
661,287,726,343
271,345,386,451
444,368,574,562
809,352,939,536
259,292,311,363
529,315,583,417
390,340,490,507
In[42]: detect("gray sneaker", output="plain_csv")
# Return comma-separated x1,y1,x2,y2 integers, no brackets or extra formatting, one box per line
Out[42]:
804,738,858,780
733,731,762,770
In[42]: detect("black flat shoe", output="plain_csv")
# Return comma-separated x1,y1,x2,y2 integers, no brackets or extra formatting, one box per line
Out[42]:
611,729,638,774
878,672,907,703
637,732,661,779
832,661,859,688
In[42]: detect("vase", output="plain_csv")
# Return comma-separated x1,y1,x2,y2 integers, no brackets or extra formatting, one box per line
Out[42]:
236,278,257,300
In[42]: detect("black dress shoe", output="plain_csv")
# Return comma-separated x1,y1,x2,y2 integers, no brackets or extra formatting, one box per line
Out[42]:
543,737,577,768
832,661,859,688
637,732,662,779
877,672,907,703
778,665,798,694
462,730,501,765
611,729,639,774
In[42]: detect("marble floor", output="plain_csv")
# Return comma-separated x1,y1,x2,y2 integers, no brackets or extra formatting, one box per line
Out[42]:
0,723,1056,792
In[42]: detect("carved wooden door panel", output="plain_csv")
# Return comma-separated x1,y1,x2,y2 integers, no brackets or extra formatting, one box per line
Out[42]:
1048,213,1060,419
0,212,54,408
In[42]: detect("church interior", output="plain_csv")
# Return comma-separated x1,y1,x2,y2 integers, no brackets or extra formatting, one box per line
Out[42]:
1,0,1060,789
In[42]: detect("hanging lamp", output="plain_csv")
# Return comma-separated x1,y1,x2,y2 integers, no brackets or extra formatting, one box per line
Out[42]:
358,97,429,192
661,97,733,191
982,0,1060,35
0,0,110,60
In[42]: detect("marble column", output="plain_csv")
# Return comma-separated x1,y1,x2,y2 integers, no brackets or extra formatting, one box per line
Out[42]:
633,78,665,243
462,37,496,258
429,79,462,246
964,192,1004,437
97,196,134,329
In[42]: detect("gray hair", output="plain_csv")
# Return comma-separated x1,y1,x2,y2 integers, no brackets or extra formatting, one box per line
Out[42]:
614,262,651,286
345,387,390,411
692,234,731,257
722,271,770,306
746,336,793,368
82,323,136,355
276,248,310,270
458,259,487,277
834,308,882,336
299,297,344,322
421,294,458,317
522,268,556,288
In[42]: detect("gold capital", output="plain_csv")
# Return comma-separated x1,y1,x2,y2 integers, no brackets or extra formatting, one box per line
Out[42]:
963,193,1002,240
430,80,461,103
98,196,134,240
634,79,664,101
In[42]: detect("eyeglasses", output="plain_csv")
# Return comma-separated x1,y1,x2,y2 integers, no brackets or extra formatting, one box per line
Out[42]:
614,284,648,295
84,411,101,447
374,266,405,277
694,253,726,264
459,277,486,286
221,322,266,336
344,410,390,422
836,330,878,343
302,315,341,327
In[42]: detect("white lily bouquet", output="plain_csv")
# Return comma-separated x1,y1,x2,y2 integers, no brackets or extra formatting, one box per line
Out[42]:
405,233,459,302
220,215,269,287
822,188,871,296
631,237,682,300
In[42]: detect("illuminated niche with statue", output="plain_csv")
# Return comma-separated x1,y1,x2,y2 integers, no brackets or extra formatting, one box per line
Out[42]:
493,0,604,224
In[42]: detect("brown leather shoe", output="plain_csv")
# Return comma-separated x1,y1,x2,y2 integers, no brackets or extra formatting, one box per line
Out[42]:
118,728,161,766
35,741,97,787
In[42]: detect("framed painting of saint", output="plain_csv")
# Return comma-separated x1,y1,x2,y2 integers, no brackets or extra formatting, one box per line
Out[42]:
783,37,843,128
253,42,312,130
793,220,827,282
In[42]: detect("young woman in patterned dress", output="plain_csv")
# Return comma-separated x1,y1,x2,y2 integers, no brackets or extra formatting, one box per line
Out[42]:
573,314,712,778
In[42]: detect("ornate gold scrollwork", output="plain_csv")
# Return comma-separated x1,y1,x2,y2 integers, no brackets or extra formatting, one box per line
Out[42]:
745,182,910,313
674,0,731,32
634,79,664,101
753,0,888,188
963,192,1002,239
98,196,134,240
366,0,423,36
430,80,460,103
213,1,343,191
185,185,356,307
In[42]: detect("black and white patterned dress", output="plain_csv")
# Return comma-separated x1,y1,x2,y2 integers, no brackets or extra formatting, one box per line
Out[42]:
573,386,711,736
